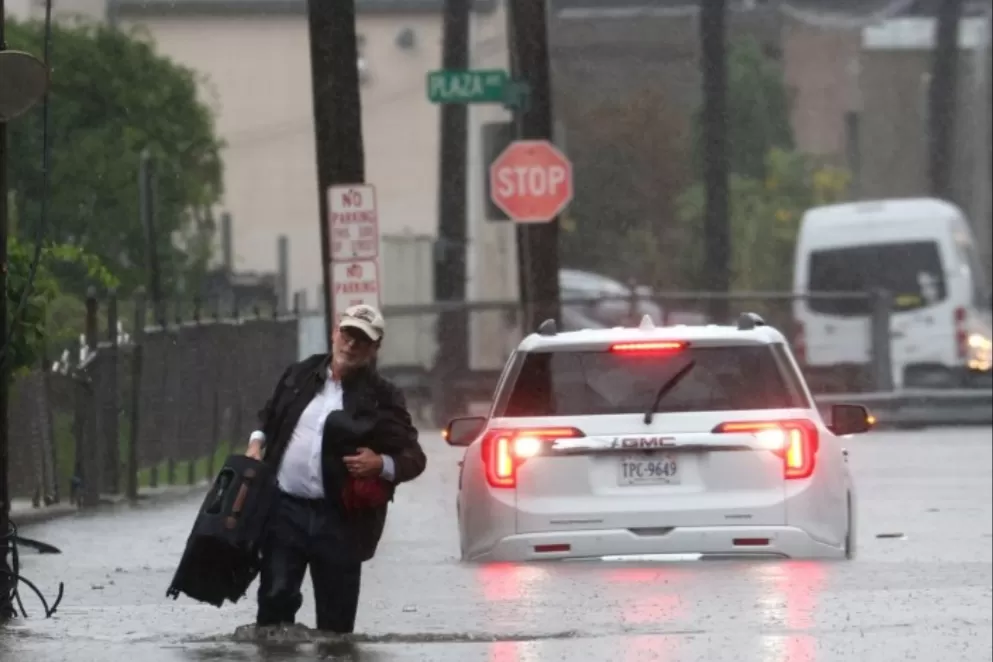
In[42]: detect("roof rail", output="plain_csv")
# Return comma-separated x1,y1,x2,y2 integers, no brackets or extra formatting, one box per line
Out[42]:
536,318,558,336
737,312,766,330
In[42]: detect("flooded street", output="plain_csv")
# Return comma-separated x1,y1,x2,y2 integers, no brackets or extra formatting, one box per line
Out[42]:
3,428,991,662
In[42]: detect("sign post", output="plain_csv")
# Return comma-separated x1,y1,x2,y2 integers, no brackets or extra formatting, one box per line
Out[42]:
327,184,382,319
488,139,574,223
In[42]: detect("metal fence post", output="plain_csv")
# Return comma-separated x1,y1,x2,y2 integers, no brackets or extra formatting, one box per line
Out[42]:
67,339,82,505
82,289,102,507
39,343,59,504
870,289,894,392
205,389,219,481
165,301,178,486
104,288,120,494
186,306,200,487
126,290,146,501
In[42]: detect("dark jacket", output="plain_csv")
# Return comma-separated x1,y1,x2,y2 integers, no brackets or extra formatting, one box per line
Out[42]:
258,352,426,561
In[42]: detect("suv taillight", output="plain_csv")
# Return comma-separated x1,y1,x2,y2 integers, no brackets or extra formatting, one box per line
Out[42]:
713,419,819,480
481,427,584,488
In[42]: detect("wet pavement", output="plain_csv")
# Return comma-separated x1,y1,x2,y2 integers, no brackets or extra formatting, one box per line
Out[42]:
2,427,991,662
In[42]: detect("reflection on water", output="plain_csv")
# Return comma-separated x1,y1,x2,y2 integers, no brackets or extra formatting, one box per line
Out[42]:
1,555,838,662
606,566,686,584
750,561,826,662
624,634,680,661
482,633,683,662
614,566,686,661
477,563,551,602
623,594,682,627
778,561,824,662
488,641,518,662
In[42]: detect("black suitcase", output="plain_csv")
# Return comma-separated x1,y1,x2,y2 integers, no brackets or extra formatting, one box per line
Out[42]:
167,454,277,607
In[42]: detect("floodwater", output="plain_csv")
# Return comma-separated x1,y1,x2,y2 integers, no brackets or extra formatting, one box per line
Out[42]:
2,428,991,662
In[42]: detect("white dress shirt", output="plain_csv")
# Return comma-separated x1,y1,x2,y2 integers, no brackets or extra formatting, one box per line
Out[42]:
250,373,396,499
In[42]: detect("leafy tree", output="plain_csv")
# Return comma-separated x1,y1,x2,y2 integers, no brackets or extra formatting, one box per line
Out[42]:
691,36,794,180
676,147,850,292
558,87,694,288
5,19,224,297
676,34,844,292
558,37,793,289
6,236,119,378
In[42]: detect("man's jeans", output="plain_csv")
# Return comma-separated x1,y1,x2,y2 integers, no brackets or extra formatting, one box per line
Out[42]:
256,491,362,633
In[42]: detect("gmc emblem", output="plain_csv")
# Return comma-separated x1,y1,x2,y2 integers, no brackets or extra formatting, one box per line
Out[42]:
609,436,676,449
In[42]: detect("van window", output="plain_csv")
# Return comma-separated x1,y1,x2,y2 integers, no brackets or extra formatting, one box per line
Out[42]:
497,345,808,417
806,241,947,316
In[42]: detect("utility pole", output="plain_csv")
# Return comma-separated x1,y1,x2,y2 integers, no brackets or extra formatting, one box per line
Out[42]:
699,0,730,323
306,0,365,343
139,149,165,325
975,1,993,286
0,0,12,620
435,0,470,419
1,0,50,621
928,0,964,201
507,0,561,331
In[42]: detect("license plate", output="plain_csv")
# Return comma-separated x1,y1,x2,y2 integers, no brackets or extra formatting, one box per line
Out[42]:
618,455,680,486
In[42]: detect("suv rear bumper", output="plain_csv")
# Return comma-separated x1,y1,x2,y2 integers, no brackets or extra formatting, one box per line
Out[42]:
467,526,846,562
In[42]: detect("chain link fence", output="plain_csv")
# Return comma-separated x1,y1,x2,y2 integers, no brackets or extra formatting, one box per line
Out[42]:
8,291,298,510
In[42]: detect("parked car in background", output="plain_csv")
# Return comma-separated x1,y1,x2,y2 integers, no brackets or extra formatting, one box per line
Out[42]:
560,268,664,328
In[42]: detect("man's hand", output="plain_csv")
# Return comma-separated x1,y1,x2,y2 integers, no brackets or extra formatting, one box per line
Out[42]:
245,440,263,461
343,447,383,478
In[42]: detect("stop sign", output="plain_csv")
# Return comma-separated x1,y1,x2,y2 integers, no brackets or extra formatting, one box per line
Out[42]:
489,139,574,223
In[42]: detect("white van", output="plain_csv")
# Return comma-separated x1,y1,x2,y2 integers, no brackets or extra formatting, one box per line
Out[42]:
792,197,992,391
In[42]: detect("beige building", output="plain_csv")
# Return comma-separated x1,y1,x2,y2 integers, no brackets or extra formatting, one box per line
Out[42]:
15,0,520,323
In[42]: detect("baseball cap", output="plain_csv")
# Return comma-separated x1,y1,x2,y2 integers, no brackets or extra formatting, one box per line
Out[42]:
339,304,385,342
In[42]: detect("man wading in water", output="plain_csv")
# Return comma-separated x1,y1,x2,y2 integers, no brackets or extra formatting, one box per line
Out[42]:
246,304,426,632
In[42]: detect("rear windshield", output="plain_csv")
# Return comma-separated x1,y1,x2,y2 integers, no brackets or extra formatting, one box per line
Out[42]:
806,240,947,316
496,345,807,418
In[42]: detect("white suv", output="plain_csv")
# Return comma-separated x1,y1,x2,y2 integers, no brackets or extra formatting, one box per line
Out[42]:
443,313,873,563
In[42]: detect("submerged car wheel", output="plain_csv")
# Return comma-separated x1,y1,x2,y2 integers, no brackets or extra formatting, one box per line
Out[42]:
844,493,856,560
457,500,466,561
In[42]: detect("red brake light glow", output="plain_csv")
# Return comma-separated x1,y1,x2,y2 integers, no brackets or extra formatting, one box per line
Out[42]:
481,427,584,488
955,306,967,359
609,341,687,354
713,419,819,480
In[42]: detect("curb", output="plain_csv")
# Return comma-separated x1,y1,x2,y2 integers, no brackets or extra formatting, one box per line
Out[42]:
9,503,78,528
11,481,212,529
